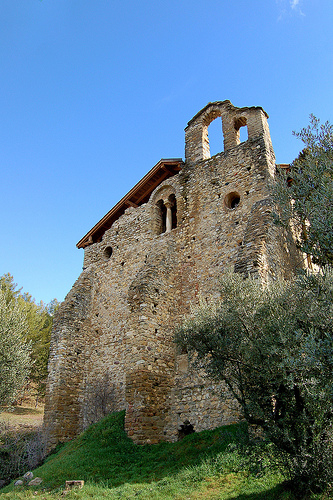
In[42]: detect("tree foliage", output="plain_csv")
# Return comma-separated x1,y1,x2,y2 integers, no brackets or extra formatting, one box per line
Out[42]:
0,283,31,406
176,270,333,495
19,293,58,399
0,274,59,404
273,115,333,267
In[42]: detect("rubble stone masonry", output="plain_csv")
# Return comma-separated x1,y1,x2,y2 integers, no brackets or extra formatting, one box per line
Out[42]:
44,101,301,449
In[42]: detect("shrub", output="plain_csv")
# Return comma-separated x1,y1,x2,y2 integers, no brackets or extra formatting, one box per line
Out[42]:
0,422,46,486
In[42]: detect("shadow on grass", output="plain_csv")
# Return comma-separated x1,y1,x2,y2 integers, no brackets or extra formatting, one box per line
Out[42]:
234,483,292,499
1,406,42,415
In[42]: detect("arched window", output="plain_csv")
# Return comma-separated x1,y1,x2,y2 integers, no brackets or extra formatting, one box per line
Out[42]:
156,199,166,234
155,194,177,234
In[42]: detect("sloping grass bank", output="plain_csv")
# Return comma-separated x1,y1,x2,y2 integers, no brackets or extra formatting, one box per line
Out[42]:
0,411,325,499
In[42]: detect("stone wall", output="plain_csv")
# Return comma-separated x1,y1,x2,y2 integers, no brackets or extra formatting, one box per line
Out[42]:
44,101,301,449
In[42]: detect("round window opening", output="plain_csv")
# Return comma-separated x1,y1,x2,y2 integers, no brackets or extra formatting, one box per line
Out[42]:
104,246,113,259
224,192,240,210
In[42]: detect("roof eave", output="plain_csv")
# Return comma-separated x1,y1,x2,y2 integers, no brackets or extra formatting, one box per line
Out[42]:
77,158,183,249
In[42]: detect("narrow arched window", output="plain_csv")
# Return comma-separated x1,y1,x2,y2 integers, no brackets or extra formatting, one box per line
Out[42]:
156,199,166,234
168,194,177,230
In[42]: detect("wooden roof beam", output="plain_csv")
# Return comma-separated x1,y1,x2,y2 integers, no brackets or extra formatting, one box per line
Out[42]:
125,200,139,208
133,170,170,204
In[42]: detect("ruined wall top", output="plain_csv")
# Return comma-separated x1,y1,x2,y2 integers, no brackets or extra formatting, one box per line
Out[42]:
185,100,272,165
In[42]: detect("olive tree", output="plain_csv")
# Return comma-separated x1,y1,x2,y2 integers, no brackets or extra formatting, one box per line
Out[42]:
273,115,333,267
0,274,59,405
176,269,333,495
0,288,31,407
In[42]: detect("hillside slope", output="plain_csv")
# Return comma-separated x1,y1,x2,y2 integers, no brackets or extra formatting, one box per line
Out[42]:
1,411,307,499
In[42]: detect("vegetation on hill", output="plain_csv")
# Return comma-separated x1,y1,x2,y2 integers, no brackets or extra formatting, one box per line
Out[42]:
2,411,323,500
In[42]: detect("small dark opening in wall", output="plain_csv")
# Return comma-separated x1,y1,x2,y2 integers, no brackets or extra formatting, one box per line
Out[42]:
231,197,240,209
179,345,187,355
224,192,240,210
104,246,113,259
177,343,188,355
178,420,195,440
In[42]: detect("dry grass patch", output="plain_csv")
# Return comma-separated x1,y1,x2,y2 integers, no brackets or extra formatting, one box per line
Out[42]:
0,404,44,432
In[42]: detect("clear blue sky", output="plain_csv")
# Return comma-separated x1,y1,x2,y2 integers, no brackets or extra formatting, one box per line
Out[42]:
1,0,332,304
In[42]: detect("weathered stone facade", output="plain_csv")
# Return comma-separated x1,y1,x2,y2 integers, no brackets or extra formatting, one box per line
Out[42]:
44,101,300,449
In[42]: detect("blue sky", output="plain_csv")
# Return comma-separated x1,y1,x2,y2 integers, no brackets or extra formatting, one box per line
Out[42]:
0,0,332,304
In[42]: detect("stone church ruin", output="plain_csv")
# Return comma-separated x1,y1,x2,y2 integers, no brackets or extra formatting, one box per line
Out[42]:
44,100,300,449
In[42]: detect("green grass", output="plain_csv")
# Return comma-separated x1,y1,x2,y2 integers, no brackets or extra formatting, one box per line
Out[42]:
0,411,328,499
